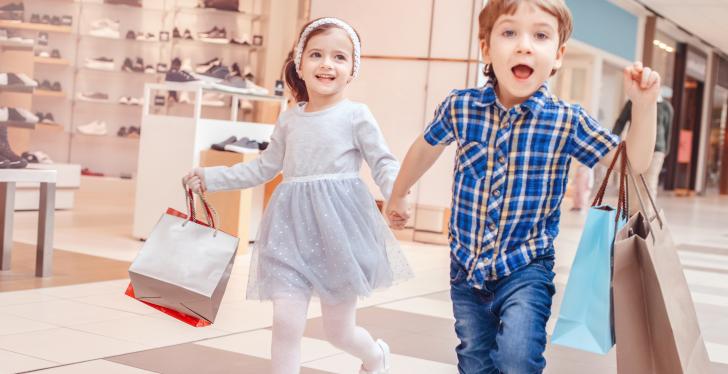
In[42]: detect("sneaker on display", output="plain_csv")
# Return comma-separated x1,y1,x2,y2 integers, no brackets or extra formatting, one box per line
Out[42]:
144,65,155,74
195,57,222,73
0,107,39,124
183,29,193,40
198,26,227,44
77,120,108,136
197,65,229,82
37,32,48,46
36,50,50,58
211,136,236,151
61,15,72,26
121,57,134,72
85,56,115,70
125,30,136,40
51,81,61,91
0,151,27,169
51,49,61,58
77,91,110,102
165,70,198,83
0,72,38,88
156,63,168,73
224,137,264,153
230,33,250,46
90,18,120,39
172,27,182,39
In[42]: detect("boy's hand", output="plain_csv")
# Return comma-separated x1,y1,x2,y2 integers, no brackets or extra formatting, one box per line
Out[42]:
182,168,206,194
385,195,410,230
624,61,661,105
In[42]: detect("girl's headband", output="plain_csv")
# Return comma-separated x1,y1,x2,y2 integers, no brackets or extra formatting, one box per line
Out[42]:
294,17,361,78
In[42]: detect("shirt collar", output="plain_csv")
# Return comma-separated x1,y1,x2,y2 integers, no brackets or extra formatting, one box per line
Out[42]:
475,79,551,115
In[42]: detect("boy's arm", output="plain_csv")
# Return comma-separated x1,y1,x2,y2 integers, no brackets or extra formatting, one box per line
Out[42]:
386,137,447,229
599,62,660,174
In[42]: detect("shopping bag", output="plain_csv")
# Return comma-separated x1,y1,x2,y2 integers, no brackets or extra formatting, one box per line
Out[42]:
126,187,239,327
613,171,711,373
551,143,629,354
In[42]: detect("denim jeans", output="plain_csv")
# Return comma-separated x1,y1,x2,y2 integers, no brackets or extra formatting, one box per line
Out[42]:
450,256,556,374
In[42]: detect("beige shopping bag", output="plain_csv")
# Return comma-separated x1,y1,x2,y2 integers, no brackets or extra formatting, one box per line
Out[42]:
613,173,711,373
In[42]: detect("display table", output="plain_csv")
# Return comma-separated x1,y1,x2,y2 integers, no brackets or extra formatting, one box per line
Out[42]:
0,169,57,277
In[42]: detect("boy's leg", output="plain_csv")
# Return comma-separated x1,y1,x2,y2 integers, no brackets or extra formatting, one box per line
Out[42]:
490,256,556,374
450,260,500,374
320,298,383,371
272,296,310,374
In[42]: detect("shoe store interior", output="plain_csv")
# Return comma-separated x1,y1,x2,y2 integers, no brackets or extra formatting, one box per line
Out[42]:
1,0,728,373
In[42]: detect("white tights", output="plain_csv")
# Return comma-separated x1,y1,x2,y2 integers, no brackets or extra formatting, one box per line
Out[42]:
271,296,383,374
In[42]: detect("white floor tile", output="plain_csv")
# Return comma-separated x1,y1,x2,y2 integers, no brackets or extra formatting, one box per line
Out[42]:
0,289,60,307
0,328,148,364
0,299,137,327
33,360,157,373
303,351,458,374
71,314,229,348
0,313,57,336
378,297,454,320
0,348,58,374
707,342,728,364
195,329,340,362
38,280,132,299
73,291,159,315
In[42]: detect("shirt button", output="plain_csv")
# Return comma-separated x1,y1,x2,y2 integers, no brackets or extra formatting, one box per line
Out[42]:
493,189,501,197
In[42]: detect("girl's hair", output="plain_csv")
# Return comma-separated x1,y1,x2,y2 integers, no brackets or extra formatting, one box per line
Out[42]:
282,18,361,102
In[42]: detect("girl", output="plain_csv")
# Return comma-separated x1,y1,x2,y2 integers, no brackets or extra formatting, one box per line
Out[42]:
183,17,411,374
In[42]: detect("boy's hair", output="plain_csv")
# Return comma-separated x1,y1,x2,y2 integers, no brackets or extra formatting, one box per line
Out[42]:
282,18,361,102
478,0,573,79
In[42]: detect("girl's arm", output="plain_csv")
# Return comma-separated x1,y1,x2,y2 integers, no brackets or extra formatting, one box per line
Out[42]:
353,105,399,200
203,119,287,192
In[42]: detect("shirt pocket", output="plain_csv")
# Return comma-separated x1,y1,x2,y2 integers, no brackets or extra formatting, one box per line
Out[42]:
457,141,489,180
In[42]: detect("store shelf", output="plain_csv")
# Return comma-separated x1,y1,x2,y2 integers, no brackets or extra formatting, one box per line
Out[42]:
0,39,34,50
80,33,164,44
0,85,34,94
170,38,261,50
73,132,141,145
34,56,71,66
0,121,37,129
34,89,66,98
174,7,265,21
0,21,73,34
79,1,164,12
77,66,163,77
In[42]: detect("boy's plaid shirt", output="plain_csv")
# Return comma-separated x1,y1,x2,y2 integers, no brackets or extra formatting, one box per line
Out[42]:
424,80,619,288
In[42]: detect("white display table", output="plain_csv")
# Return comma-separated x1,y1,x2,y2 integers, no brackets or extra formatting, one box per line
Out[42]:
132,82,287,239
0,169,56,277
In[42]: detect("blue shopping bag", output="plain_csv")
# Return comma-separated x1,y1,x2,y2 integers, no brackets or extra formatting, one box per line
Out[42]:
551,143,629,355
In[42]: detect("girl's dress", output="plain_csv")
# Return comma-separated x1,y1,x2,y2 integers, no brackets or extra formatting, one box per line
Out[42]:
204,99,412,303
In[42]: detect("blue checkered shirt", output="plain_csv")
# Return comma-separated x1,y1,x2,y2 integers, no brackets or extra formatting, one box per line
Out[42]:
424,81,619,287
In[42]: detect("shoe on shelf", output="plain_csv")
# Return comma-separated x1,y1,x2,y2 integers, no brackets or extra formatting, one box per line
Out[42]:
133,57,144,73
195,57,222,73
183,29,193,40
61,15,72,26
77,120,108,136
172,27,182,39
77,91,110,102
156,63,168,73
211,136,236,151
0,72,38,88
117,126,128,137
21,152,38,164
144,65,155,74
159,31,169,41
0,2,24,12
0,107,39,124
198,26,227,44
50,16,61,26
224,137,262,153
197,65,229,82
0,151,27,169
165,70,198,83
29,13,40,23
51,49,61,58
85,56,115,70
121,57,134,72
127,126,141,138
36,50,50,58
90,18,120,39
125,30,136,40
39,80,52,90
37,31,48,46
51,81,61,91
230,33,250,46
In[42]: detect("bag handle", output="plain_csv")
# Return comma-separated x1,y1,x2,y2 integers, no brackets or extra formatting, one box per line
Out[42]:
181,184,221,235
625,158,665,243
591,142,629,222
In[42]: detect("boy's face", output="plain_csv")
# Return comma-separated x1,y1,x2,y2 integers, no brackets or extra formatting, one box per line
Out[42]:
481,3,566,107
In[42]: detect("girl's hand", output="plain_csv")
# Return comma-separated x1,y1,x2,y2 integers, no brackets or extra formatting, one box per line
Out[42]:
385,195,410,230
182,168,206,194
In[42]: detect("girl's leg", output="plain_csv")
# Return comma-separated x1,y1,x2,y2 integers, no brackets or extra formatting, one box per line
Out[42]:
271,296,310,374
321,298,384,371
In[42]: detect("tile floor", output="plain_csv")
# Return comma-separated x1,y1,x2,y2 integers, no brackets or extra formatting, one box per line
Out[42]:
0,177,727,373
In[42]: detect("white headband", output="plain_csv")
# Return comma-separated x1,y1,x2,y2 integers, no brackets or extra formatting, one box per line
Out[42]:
294,17,361,78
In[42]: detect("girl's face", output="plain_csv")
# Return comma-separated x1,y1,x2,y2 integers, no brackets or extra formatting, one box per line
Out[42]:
298,27,355,102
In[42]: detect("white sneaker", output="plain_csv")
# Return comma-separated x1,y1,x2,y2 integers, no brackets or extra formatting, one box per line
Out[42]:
77,120,108,136
90,19,120,39
85,57,114,70
359,339,390,374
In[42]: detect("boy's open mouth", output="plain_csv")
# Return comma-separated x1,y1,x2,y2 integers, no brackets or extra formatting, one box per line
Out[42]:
511,64,534,80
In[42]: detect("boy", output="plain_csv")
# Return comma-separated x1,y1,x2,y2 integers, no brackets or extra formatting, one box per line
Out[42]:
386,0,660,372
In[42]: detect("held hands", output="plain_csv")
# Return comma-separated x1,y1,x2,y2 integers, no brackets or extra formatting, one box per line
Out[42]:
182,168,206,194
385,195,410,230
624,61,661,105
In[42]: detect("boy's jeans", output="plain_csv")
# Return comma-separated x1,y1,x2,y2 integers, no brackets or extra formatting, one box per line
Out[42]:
450,255,556,374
